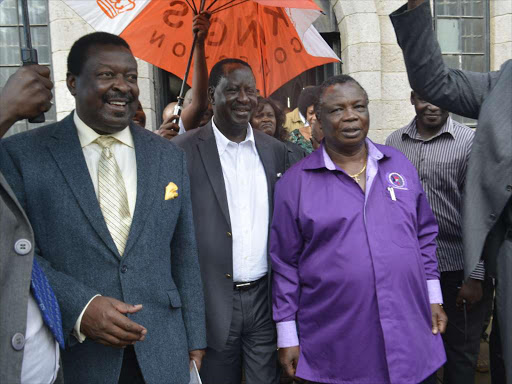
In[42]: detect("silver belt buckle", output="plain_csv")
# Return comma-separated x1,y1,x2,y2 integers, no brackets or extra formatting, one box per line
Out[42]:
235,282,251,289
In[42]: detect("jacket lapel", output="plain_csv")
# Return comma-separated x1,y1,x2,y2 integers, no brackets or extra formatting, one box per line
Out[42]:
197,123,231,228
123,124,160,257
46,114,119,257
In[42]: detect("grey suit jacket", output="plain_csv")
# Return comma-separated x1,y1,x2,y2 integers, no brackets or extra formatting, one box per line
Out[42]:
390,1,512,279
0,171,34,384
0,113,206,384
172,122,288,351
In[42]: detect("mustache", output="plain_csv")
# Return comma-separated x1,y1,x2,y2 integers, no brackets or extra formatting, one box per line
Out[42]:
102,92,136,103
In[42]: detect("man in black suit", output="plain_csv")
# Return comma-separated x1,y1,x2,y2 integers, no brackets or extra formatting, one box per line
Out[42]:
391,0,512,381
173,59,286,384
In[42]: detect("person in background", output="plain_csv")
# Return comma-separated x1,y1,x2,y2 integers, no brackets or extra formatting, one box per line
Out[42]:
288,86,319,154
387,91,491,384
0,65,64,384
391,1,512,381
283,86,315,133
272,75,447,384
250,97,307,165
132,101,146,128
310,119,324,151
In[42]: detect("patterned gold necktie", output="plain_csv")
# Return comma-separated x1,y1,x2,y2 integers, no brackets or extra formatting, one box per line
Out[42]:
95,136,132,257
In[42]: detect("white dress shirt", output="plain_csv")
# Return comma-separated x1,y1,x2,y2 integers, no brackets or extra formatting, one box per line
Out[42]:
21,295,60,384
212,119,269,283
72,112,137,341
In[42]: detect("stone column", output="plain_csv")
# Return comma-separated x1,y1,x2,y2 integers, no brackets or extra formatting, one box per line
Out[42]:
490,0,512,71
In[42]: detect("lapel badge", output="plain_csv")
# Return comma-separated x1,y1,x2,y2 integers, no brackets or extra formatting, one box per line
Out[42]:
277,173,282,178
387,172,407,190
165,182,179,200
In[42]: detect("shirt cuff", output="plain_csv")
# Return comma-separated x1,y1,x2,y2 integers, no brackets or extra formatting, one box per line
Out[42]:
276,321,299,348
73,294,101,343
469,261,485,281
178,118,185,134
427,279,443,304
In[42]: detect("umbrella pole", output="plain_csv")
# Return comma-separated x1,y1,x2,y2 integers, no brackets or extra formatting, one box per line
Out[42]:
20,0,45,123
173,34,198,118
173,0,205,119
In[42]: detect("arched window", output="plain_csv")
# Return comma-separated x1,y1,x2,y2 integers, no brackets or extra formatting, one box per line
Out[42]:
0,0,55,136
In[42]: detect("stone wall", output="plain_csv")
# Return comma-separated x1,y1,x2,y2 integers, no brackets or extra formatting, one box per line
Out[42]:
490,0,512,71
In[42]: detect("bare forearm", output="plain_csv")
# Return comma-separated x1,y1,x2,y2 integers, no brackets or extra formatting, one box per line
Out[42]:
192,42,208,112
181,42,208,131
181,12,210,131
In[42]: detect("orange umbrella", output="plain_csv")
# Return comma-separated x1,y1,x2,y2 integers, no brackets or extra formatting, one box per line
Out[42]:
64,0,340,96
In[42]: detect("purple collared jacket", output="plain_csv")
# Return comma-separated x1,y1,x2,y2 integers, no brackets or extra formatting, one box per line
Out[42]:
270,141,446,384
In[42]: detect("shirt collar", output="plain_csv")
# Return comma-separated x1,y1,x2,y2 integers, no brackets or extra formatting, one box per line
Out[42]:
73,111,134,149
298,111,307,125
211,117,256,156
304,138,384,171
402,116,455,141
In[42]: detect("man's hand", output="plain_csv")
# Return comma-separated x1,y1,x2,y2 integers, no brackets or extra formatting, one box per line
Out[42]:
157,114,180,140
279,346,300,379
431,304,448,335
80,296,147,348
193,12,211,43
0,65,53,137
456,278,483,311
189,349,206,371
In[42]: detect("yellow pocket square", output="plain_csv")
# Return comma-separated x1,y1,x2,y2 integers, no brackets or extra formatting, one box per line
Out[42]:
165,182,179,200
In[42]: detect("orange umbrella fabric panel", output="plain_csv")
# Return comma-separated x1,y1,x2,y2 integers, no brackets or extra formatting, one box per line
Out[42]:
121,0,338,96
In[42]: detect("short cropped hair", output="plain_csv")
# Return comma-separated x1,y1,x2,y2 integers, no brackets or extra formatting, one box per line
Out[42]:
315,75,369,117
297,86,320,118
67,32,131,76
208,58,252,89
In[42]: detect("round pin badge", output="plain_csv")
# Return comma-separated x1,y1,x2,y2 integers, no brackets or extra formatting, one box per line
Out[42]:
388,172,406,188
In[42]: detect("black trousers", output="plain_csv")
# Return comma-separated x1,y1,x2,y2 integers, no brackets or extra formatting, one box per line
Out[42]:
440,270,492,384
118,345,145,384
201,277,280,384
490,300,507,384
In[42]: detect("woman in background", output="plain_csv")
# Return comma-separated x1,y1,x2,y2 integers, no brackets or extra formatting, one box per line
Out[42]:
251,97,307,165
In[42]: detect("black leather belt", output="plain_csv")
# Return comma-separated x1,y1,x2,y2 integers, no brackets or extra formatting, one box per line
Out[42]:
234,275,267,291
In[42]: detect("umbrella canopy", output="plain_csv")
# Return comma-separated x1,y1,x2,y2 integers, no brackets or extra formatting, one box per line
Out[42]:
63,0,340,96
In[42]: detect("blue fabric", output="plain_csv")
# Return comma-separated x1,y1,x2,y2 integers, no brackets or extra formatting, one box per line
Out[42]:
31,258,65,349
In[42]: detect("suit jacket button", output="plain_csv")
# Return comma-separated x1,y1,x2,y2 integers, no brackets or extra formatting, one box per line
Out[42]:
121,265,128,273
14,239,32,256
507,185,512,192
12,333,25,351
226,232,232,237
490,213,497,220
225,273,232,279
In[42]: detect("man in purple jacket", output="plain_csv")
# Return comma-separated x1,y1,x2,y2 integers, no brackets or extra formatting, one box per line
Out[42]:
271,75,447,384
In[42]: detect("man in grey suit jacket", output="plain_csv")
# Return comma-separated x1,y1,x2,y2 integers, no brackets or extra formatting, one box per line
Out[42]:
391,1,512,381
0,65,64,384
0,32,206,384
173,59,288,384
